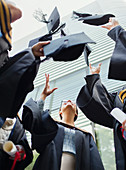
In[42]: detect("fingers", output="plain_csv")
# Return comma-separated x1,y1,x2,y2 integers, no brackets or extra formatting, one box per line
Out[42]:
39,41,50,46
45,73,49,87
89,63,101,69
37,41,50,50
101,25,110,30
98,63,102,67
51,88,58,93
89,63,92,70
101,25,107,28
109,17,112,22
32,41,50,57
89,62,101,74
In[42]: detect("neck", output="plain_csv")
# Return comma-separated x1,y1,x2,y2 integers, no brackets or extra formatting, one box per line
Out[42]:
62,116,75,126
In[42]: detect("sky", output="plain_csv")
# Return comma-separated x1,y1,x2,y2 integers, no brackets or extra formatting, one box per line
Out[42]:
11,0,95,42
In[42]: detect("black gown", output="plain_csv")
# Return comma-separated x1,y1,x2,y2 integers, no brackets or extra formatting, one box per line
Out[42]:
0,98,58,170
0,117,33,170
0,48,40,119
77,74,126,170
108,25,126,81
24,99,104,170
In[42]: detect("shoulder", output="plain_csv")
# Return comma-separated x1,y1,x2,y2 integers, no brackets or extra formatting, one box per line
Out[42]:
55,119,94,139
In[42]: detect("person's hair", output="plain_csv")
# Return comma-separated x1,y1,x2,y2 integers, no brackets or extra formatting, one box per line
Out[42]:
59,105,78,122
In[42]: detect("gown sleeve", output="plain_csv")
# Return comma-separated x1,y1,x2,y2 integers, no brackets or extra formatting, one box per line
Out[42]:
22,98,58,153
89,135,105,170
107,25,126,81
108,25,125,42
76,74,115,128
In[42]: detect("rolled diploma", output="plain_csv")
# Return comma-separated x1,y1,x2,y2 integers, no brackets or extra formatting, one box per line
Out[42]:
3,141,17,157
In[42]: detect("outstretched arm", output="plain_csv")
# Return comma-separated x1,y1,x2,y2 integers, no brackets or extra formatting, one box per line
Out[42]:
40,73,58,101
101,17,119,31
22,74,58,152
76,63,114,128
37,73,57,112
22,73,58,133
102,17,126,43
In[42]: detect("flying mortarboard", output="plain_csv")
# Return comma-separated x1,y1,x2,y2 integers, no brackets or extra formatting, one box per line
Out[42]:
43,32,96,62
29,23,66,47
47,6,60,33
73,11,115,26
29,34,52,47
72,11,92,18
29,6,65,47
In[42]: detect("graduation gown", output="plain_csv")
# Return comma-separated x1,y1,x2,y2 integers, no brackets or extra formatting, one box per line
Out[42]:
22,98,58,153
108,25,126,81
0,117,33,170
25,99,104,170
0,97,58,170
0,48,40,118
33,123,104,170
76,74,126,170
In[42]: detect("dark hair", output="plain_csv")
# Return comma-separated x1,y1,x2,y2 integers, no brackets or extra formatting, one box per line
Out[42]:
59,105,78,122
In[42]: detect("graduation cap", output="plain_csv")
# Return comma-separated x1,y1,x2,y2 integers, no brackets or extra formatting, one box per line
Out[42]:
81,14,115,26
29,34,52,47
73,11,92,18
0,49,41,119
47,6,60,33
43,32,96,62
73,11,115,26
29,7,67,47
29,23,66,47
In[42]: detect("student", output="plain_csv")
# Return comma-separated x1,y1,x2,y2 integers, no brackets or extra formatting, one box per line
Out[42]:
0,0,50,119
0,75,58,170
25,74,104,170
76,63,126,170
0,116,33,170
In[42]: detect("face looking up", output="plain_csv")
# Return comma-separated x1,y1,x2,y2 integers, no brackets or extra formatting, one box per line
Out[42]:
59,100,78,121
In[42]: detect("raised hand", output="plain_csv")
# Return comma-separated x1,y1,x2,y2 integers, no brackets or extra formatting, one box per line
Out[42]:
101,17,119,30
32,41,50,57
89,63,102,74
40,74,58,101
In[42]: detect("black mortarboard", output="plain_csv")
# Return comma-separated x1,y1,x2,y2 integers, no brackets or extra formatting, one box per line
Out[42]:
29,34,52,47
83,44,92,66
81,14,115,25
29,23,66,47
73,11,115,26
73,11,92,18
47,7,60,33
43,32,96,61
0,49,40,118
